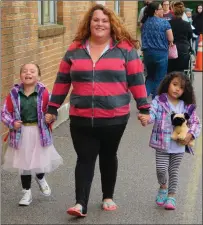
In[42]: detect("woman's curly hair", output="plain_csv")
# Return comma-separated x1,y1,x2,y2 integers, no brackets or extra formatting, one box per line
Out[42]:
157,71,196,105
73,4,137,47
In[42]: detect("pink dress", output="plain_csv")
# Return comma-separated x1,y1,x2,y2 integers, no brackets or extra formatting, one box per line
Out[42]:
2,125,63,175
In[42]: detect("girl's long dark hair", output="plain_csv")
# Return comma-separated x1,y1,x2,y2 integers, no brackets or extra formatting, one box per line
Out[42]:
157,71,196,105
141,2,160,24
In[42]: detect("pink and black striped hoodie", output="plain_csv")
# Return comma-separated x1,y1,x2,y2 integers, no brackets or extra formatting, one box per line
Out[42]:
48,39,150,127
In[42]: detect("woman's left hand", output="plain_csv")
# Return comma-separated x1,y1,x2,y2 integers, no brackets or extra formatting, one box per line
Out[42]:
169,41,174,47
177,133,193,145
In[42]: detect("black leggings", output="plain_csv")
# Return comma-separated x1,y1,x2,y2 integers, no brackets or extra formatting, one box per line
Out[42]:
21,173,45,190
70,124,126,214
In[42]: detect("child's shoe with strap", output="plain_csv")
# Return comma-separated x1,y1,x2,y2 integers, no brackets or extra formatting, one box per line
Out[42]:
19,189,32,206
164,197,176,210
35,177,51,196
156,189,168,206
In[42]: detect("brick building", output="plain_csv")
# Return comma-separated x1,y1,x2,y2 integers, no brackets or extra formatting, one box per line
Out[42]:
1,1,139,134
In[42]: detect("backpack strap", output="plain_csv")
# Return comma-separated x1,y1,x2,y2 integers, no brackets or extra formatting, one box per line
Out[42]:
42,88,49,113
6,94,14,113
42,88,53,132
3,94,13,142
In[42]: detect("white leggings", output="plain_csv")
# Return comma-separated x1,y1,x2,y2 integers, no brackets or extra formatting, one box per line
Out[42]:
156,150,184,194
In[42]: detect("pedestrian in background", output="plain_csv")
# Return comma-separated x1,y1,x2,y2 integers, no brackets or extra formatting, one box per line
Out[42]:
138,71,201,210
162,0,173,21
170,1,189,22
185,8,193,24
168,1,193,73
45,3,150,217
137,0,153,27
141,2,173,99
192,4,203,54
1,64,63,206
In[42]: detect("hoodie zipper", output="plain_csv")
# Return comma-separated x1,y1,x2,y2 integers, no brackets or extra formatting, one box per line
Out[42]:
92,62,95,127
83,47,112,127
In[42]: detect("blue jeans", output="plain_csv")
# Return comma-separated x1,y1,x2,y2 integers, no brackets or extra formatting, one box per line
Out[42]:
143,49,168,99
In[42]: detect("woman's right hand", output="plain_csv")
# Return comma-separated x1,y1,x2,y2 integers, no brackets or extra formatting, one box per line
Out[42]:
45,113,56,124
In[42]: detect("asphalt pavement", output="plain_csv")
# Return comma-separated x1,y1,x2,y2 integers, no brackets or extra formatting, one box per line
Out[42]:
1,72,202,224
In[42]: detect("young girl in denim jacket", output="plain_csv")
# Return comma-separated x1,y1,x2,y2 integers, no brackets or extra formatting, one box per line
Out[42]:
1,64,63,206
138,71,201,210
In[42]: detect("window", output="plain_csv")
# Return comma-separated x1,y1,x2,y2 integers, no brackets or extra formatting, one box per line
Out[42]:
95,1,106,5
38,1,57,25
114,1,120,14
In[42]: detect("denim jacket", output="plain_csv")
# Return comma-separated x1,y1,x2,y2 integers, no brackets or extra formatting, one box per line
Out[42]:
1,82,52,149
148,93,201,154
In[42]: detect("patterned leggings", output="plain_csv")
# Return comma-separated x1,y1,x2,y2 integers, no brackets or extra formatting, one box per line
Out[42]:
156,150,184,194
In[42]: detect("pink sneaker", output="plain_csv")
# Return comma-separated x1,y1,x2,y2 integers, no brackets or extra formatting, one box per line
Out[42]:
164,197,176,210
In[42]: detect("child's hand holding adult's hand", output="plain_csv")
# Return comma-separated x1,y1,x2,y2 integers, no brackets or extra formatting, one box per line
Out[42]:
45,113,56,124
14,120,22,130
137,114,150,127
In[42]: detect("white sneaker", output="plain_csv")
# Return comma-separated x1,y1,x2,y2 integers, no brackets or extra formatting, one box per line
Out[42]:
35,177,51,196
19,189,32,206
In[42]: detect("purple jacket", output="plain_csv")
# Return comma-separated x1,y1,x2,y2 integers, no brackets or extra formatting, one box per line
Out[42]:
148,93,201,154
1,82,53,149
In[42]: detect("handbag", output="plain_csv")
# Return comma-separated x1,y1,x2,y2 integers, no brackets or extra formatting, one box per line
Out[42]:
168,44,178,59
1,133,9,165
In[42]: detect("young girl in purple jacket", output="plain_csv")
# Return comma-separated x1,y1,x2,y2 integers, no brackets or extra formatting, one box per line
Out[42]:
138,71,201,210
1,64,63,206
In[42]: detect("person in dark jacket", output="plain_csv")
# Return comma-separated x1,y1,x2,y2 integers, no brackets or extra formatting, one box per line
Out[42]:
168,1,193,73
192,4,203,54
45,4,150,217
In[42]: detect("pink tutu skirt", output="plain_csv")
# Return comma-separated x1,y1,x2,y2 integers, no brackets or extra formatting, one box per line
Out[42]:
2,125,63,175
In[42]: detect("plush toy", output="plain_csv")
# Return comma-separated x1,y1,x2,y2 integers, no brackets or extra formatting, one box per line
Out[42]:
171,112,194,147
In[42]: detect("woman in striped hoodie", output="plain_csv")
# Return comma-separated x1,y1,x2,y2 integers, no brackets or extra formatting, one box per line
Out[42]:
45,4,150,217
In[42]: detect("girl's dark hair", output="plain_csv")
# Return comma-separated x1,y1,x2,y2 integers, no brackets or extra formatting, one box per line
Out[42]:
141,2,161,24
20,63,41,76
157,71,196,105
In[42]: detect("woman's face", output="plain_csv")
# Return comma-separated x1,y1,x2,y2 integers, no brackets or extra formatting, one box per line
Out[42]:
163,1,170,13
197,5,202,14
155,4,164,18
90,9,111,40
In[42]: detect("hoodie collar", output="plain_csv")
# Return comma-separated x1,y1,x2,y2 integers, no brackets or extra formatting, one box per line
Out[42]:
12,82,45,96
82,37,118,50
